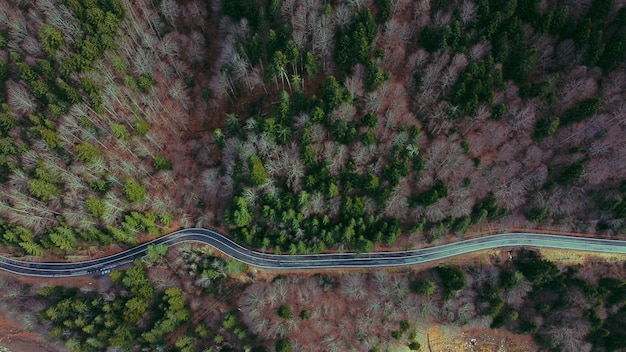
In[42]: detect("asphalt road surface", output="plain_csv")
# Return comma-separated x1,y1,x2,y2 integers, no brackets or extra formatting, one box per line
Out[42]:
1,228,626,277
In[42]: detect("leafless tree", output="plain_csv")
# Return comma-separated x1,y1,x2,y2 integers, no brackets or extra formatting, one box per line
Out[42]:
602,70,626,106
340,273,367,300
333,4,354,29
7,81,36,115
159,0,179,25
413,0,432,27
555,66,598,113
432,10,452,28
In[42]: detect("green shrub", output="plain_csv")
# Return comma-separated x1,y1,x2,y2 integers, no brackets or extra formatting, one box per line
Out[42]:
557,163,584,185
436,266,467,299
123,179,147,202
278,305,292,319
152,156,172,171
408,341,421,350
533,116,560,139
86,198,106,218
248,155,268,186
410,182,448,206
561,98,601,125
276,338,292,352
75,142,100,162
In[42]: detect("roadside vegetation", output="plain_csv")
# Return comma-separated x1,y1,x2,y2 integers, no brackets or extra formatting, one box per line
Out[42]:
0,0,625,350
0,244,623,351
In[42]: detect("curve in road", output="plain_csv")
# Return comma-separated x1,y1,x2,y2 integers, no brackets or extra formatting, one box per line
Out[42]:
2,228,626,277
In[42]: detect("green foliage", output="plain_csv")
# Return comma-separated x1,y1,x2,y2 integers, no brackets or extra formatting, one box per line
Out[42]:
80,76,102,110
86,198,106,218
556,163,585,185
0,114,16,136
519,80,554,101
152,156,172,171
561,98,601,125
598,33,626,71
56,79,82,104
248,155,268,186
20,240,43,256
174,334,195,352
451,57,500,117
321,75,343,112
225,258,248,276
88,178,109,193
278,305,292,319
276,338,292,352
304,52,319,77
490,309,518,328
111,123,130,140
500,270,524,289
472,196,508,222
588,0,614,21
460,140,470,155
504,49,537,83
132,118,151,136
0,137,17,155
526,206,551,223
418,27,446,52
410,181,448,206
533,116,560,139
584,31,605,67
513,250,559,284
436,266,467,299
299,309,310,320
334,9,377,68
39,261,168,349
145,244,168,264
222,0,259,24
123,179,147,202
411,278,436,296
227,197,253,227
452,216,471,236
519,320,540,334
16,62,37,82
491,103,506,121
141,285,190,344
75,142,100,162
214,128,225,149
27,174,62,202
365,60,386,91
478,283,504,316
137,74,154,93
408,341,421,350
374,0,391,23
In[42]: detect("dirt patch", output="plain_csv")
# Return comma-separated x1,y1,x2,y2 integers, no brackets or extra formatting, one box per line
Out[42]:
0,313,58,352
430,325,537,352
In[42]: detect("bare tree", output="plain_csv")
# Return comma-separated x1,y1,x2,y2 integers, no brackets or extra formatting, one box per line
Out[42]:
159,0,179,25
340,274,367,300
459,0,477,24
7,81,36,115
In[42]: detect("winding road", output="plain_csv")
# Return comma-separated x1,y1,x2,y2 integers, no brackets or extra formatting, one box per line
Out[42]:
1,228,626,277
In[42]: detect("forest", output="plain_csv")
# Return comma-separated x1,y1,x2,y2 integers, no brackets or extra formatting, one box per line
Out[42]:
216,0,626,254
0,0,624,350
2,243,626,351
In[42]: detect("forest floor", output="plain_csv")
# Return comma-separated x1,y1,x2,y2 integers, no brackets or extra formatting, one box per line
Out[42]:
427,324,536,352
0,313,54,352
